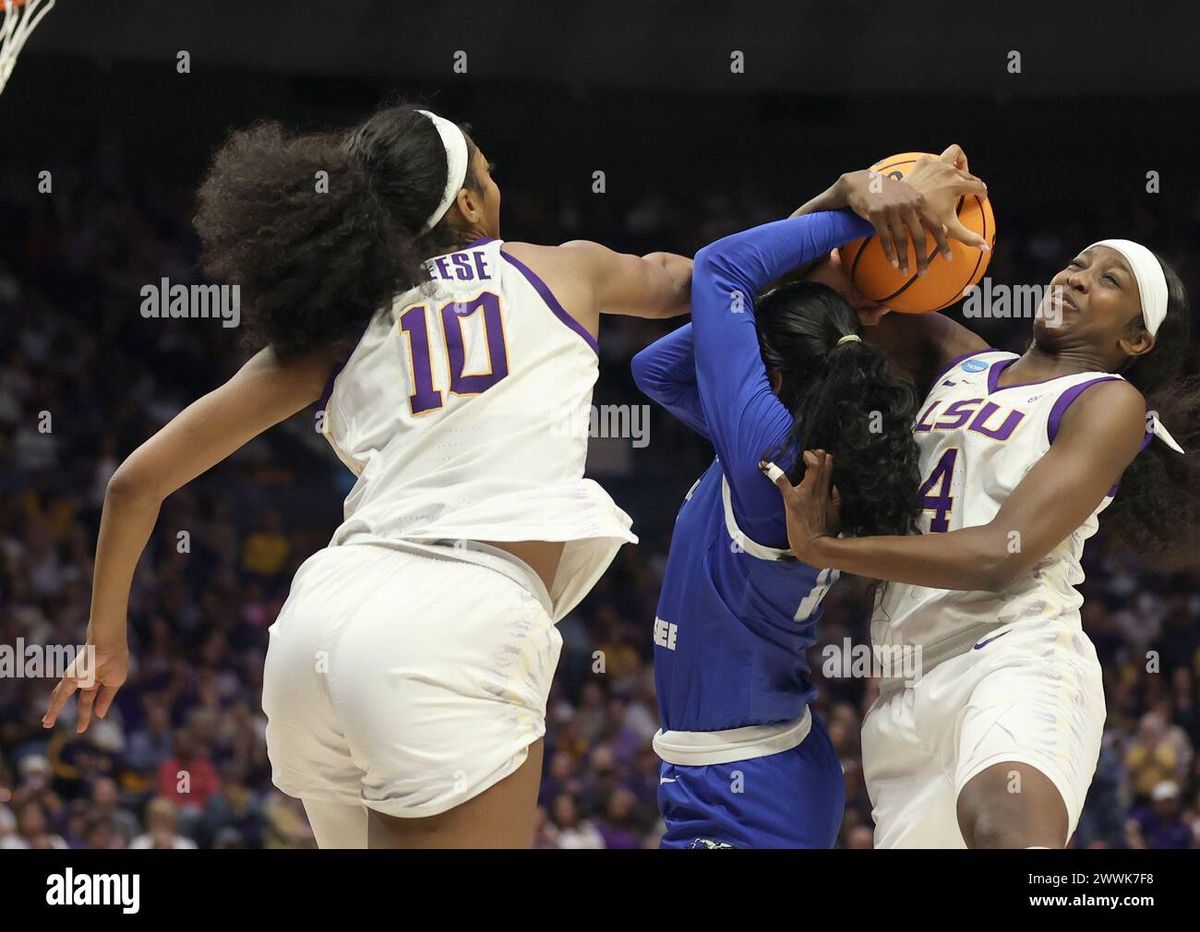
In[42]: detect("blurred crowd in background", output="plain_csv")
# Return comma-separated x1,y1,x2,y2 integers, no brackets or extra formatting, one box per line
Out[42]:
2,130,1199,850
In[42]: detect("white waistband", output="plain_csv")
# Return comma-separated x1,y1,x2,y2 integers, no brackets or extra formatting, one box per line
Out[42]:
653,708,812,766
348,538,554,618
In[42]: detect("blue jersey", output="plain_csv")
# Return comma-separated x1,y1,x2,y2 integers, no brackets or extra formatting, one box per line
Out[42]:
633,210,873,734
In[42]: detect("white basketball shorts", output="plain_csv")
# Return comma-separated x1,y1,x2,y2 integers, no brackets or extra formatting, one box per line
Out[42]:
861,616,1106,848
262,540,561,819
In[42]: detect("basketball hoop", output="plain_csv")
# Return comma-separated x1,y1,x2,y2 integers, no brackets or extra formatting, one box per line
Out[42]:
1,0,55,97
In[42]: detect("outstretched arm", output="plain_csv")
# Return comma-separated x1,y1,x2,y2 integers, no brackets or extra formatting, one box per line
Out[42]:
560,244,693,320
43,347,336,731
771,379,1146,589
502,241,692,343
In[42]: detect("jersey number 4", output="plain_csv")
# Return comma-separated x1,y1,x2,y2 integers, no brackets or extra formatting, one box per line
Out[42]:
399,292,509,415
918,448,958,532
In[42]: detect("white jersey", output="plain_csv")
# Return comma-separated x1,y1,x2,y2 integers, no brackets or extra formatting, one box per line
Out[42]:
320,236,636,620
873,349,1123,671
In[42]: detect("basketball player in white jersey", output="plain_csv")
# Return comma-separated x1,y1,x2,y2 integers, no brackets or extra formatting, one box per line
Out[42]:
42,105,691,848
768,230,1199,847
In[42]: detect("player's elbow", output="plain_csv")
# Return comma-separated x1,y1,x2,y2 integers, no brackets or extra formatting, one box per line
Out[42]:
642,252,692,317
105,460,165,507
692,245,723,283
630,348,654,394
692,245,750,314
973,559,1016,593
630,350,673,407
972,547,1036,593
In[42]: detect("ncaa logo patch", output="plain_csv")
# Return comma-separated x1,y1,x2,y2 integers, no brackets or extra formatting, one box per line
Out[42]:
962,358,988,372
689,838,735,849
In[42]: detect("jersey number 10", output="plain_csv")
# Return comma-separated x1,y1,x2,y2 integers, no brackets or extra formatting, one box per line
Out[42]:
399,292,509,415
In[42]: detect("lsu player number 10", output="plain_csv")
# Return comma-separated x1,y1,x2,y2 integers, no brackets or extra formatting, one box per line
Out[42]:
42,103,693,849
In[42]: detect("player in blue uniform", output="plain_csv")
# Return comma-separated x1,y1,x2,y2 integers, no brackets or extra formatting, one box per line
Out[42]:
632,152,988,847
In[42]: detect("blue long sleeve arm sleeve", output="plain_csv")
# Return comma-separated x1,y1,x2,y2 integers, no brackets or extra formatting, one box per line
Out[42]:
691,209,874,547
631,324,709,440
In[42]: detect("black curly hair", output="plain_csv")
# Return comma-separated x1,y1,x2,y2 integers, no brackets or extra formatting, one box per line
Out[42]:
194,103,483,361
758,281,922,538
1102,252,1200,567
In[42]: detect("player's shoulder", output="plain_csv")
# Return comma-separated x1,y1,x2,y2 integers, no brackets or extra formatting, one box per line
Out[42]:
1071,376,1145,415
1056,376,1145,443
501,240,609,287
502,239,605,265
497,241,601,337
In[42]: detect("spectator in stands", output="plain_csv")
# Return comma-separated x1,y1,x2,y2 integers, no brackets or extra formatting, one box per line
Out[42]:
15,799,68,849
1126,781,1194,849
155,728,220,814
594,787,644,849
241,511,290,580
130,797,198,850
548,793,605,849
88,776,140,841
123,698,174,777
1125,711,1192,801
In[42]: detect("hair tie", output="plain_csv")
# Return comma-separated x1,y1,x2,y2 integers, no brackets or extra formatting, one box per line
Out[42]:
835,334,862,348
1147,410,1186,455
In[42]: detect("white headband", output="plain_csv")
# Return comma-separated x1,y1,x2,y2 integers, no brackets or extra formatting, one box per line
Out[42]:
1085,239,1169,336
416,109,470,234
1084,238,1183,455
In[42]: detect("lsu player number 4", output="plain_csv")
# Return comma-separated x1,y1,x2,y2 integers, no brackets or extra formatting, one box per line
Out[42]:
770,237,1198,848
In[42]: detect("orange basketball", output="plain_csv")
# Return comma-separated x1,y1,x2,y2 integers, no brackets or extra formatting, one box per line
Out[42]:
837,152,996,313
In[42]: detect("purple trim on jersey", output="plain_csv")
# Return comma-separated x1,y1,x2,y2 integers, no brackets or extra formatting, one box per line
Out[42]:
931,348,994,383
986,357,1015,393
460,236,496,250
500,251,599,354
1046,375,1122,445
988,356,1124,397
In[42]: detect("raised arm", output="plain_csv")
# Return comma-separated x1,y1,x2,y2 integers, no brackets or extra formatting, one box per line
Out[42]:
792,146,988,274
772,379,1146,590
43,347,336,731
691,210,874,543
791,145,991,391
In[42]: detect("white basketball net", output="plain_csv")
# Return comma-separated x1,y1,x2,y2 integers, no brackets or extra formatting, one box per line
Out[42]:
1,0,55,96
